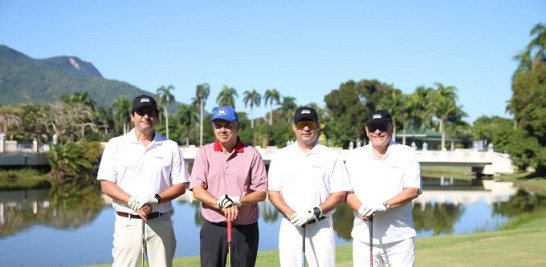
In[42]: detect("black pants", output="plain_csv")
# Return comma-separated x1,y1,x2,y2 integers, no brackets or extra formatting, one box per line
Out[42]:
200,220,259,267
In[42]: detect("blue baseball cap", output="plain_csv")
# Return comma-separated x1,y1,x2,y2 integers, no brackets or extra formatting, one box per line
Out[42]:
211,106,239,122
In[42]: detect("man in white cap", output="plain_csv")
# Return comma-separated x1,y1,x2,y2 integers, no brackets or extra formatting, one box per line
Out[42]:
268,106,352,267
345,110,422,266
97,94,190,267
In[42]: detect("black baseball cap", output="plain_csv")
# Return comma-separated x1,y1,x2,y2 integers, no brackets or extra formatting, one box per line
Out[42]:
132,95,160,113
366,110,392,126
293,107,318,123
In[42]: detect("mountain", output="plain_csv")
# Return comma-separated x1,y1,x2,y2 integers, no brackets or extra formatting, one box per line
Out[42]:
0,45,157,108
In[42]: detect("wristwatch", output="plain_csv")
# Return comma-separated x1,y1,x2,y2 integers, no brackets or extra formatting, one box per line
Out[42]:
383,202,390,210
154,194,162,203
313,206,323,218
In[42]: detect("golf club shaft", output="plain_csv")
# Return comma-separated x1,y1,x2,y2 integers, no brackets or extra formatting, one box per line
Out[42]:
141,220,145,267
302,225,306,267
369,216,373,267
227,220,232,267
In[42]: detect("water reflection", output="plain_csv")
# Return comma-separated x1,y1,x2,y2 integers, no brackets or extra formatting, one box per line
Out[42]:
1,179,545,266
0,187,103,238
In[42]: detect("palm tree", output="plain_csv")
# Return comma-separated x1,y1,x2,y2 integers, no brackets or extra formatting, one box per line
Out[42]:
243,89,261,128
177,104,198,146
377,86,405,141
111,95,132,135
156,85,175,139
0,105,22,138
408,86,434,135
514,23,546,78
216,85,238,107
264,89,280,125
194,83,210,147
432,83,459,151
278,96,297,123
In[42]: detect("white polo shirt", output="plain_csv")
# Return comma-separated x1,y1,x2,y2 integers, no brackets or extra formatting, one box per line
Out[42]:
268,141,352,217
97,129,190,214
345,140,421,244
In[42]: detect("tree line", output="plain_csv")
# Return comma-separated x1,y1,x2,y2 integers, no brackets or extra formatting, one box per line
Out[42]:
1,23,544,172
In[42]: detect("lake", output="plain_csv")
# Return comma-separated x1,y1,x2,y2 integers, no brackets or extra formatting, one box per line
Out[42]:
0,178,531,267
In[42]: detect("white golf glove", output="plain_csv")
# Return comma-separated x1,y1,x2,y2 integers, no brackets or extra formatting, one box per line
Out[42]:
216,194,241,208
358,202,387,217
128,194,158,211
290,209,316,227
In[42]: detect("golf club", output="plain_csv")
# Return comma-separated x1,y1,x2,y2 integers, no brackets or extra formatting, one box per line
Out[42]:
227,220,232,267
141,220,146,267
369,216,373,267
302,225,306,267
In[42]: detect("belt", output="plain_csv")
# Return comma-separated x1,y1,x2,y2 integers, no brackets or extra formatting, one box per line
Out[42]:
116,211,165,220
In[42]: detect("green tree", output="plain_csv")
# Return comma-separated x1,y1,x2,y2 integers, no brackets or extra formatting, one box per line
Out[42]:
278,96,297,123
0,105,22,137
216,85,238,108
408,85,434,134
111,95,132,135
194,83,210,147
156,85,175,139
432,83,461,150
514,23,546,76
177,104,198,146
264,89,280,125
243,89,261,128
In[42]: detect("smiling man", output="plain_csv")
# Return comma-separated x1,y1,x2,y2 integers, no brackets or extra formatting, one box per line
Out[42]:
190,106,267,267
345,110,422,267
268,106,352,267
97,95,190,267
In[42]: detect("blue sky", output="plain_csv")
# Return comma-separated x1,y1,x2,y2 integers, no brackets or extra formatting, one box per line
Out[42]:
1,1,544,124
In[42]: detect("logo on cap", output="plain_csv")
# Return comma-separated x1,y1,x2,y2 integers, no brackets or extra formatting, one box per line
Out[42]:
141,98,150,103
217,108,227,115
301,110,311,114
372,114,382,119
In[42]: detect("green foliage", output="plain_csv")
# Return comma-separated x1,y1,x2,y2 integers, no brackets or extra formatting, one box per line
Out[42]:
0,168,50,190
46,141,102,196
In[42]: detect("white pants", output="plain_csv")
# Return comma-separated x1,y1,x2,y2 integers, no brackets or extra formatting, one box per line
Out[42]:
353,237,415,267
278,217,335,267
112,213,176,267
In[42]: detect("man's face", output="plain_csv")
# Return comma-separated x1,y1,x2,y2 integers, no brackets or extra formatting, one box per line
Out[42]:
213,119,239,145
366,123,393,151
292,120,320,147
131,107,157,133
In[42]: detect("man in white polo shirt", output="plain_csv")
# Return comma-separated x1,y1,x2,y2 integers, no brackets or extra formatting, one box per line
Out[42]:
345,110,421,267
97,95,190,267
268,106,352,267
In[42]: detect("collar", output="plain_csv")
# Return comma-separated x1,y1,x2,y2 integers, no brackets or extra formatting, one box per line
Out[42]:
213,138,245,153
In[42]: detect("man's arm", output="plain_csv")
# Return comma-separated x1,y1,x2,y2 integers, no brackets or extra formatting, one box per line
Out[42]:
101,180,131,204
157,182,187,203
385,187,420,209
318,191,347,214
240,190,266,206
192,185,221,209
268,190,295,218
345,192,362,212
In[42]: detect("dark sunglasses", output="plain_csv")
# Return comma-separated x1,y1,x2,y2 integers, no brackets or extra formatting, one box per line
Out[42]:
135,109,156,117
368,123,389,132
295,120,317,130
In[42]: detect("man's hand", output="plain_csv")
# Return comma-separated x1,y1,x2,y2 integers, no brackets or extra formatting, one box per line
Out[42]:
216,194,241,208
128,194,159,211
290,209,316,227
358,202,387,217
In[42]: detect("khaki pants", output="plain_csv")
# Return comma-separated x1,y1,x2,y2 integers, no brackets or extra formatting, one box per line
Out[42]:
112,212,176,267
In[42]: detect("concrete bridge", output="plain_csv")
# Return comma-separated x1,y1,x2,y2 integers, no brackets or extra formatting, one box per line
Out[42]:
0,144,515,176
181,146,515,176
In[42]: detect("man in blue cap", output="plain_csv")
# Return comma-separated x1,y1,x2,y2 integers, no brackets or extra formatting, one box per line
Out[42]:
190,106,268,267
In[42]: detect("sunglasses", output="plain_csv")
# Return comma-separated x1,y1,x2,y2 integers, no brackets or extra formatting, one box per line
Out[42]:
295,120,317,130
135,109,156,117
213,121,236,129
367,123,389,132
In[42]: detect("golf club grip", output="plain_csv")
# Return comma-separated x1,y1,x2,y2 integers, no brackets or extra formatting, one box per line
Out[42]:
227,220,232,242
369,217,373,267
